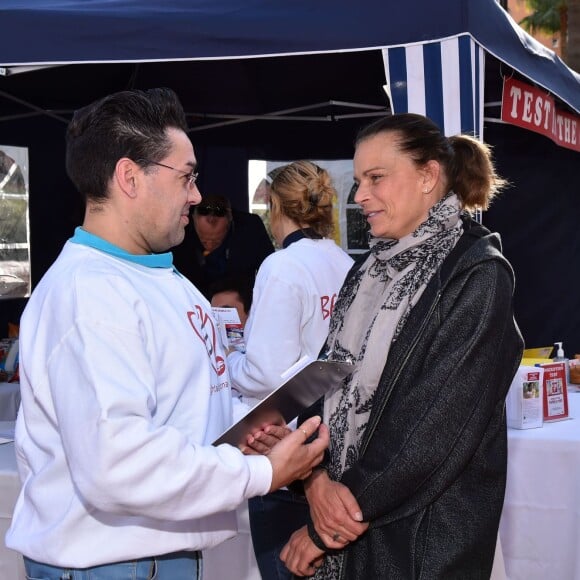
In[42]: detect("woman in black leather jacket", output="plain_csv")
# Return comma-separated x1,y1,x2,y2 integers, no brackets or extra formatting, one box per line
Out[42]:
281,113,524,579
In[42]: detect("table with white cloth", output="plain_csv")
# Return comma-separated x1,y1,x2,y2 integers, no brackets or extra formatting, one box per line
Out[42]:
499,390,580,580
0,422,25,580
1,395,579,580
0,382,20,421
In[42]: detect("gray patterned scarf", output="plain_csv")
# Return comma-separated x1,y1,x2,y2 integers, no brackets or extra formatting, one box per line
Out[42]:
314,193,464,579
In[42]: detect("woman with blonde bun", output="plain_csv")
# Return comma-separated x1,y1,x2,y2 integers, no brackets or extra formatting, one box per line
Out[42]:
227,160,353,580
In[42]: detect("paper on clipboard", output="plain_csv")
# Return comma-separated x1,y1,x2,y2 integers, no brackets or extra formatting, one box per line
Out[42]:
213,358,353,447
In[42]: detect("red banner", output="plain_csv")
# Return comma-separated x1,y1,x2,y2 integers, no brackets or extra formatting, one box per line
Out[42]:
501,77,580,153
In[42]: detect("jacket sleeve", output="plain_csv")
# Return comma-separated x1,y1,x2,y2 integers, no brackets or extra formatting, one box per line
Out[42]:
340,258,523,525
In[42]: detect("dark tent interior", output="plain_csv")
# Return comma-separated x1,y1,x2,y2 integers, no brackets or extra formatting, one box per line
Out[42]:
0,0,579,355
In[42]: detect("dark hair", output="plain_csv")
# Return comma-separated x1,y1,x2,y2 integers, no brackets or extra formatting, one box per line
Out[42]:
66,88,188,202
355,113,507,211
269,160,336,237
207,272,254,315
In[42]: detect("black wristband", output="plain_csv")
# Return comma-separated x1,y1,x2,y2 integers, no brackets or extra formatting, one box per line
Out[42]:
307,521,328,552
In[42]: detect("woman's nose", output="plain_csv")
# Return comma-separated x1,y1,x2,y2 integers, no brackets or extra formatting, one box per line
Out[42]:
353,182,366,205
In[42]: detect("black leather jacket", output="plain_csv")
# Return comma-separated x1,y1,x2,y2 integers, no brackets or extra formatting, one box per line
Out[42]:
309,218,524,579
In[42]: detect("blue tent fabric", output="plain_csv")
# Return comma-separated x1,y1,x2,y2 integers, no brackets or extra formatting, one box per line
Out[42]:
0,0,579,114
0,0,579,355
384,36,485,138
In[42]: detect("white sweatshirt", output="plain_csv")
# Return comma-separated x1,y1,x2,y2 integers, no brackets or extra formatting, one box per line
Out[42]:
228,237,353,410
5,229,271,568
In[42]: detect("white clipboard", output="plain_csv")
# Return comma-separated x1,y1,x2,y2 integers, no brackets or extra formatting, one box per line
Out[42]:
213,358,353,447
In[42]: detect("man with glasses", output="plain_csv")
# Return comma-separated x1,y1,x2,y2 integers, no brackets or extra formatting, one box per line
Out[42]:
5,87,329,579
173,194,274,298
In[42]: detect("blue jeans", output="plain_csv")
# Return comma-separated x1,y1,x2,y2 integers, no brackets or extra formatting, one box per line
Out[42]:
249,489,310,580
24,550,200,579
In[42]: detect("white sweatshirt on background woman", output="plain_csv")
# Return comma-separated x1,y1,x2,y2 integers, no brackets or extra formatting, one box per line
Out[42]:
228,237,353,411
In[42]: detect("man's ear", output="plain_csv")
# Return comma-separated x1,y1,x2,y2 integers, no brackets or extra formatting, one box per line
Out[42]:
115,158,139,198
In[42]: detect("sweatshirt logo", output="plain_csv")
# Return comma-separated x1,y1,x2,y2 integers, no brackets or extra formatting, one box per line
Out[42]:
187,306,226,376
320,293,337,320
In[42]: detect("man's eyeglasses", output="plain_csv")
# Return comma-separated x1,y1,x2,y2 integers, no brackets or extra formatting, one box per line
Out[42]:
139,159,198,188
195,205,229,217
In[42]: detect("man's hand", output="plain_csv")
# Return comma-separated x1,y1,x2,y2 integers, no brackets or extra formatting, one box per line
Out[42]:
280,525,325,577
304,469,368,549
267,416,329,492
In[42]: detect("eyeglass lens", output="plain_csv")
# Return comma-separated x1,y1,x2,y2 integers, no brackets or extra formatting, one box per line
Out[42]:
140,159,197,187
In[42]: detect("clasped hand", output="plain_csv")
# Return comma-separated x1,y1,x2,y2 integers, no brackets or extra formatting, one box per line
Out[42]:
280,469,368,576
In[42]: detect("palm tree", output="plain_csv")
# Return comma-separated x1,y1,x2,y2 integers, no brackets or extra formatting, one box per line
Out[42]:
519,0,567,60
568,0,580,71
518,0,580,71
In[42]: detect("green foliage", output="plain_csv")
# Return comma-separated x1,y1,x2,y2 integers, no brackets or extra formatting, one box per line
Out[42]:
520,0,565,34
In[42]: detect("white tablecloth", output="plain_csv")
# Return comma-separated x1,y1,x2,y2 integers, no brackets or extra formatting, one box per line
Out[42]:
0,422,25,580
499,391,580,579
1,397,578,580
0,382,20,421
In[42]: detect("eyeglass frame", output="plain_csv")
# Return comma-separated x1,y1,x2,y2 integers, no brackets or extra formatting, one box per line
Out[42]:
137,159,199,188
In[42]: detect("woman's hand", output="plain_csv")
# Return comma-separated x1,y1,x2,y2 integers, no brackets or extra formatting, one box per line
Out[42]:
304,469,368,549
240,423,292,455
280,525,325,577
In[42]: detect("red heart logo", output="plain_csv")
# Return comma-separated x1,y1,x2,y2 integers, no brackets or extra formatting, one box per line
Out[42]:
187,306,226,376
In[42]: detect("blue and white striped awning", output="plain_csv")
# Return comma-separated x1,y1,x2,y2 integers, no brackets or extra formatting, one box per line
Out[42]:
383,35,485,139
